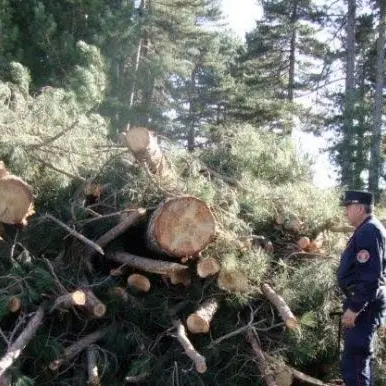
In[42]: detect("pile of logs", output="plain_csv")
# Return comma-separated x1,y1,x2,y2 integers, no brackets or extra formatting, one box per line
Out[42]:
0,128,346,385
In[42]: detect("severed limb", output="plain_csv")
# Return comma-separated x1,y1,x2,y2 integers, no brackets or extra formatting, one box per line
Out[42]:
49,328,108,371
87,347,100,386
82,290,106,318
186,298,219,334
261,283,298,330
108,252,188,276
0,307,45,377
51,290,87,312
173,320,207,373
196,257,220,278
245,327,277,386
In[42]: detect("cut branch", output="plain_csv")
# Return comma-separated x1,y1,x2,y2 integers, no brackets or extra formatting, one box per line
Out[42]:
82,290,106,318
0,307,44,377
196,258,220,278
108,252,188,276
127,274,151,293
51,290,87,312
186,298,219,334
8,296,22,313
245,328,277,386
49,328,108,371
261,284,298,330
87,347,100,386
173,320,207,373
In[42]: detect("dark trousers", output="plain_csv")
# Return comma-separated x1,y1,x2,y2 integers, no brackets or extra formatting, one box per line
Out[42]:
341,292,386,386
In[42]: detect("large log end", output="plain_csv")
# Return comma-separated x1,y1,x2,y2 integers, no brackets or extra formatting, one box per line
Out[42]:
0,176,34,225
149,196,216,258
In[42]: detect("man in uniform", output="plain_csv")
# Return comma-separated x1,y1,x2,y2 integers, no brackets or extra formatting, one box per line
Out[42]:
338,190,386,385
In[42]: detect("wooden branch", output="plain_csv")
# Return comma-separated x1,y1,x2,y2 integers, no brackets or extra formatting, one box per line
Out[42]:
83,290,106,318
108,252,188,276
125,373,150,383
173,320,207,373
51,290,87,312
87,347,100,386
288,366,328,386
245,328,277,386
49,328,108,371
186,298,219,334
196,258,220,278
0,307,44,377
261,284,298,330
93,209,146,249
43,213,104,255
127,274,151,293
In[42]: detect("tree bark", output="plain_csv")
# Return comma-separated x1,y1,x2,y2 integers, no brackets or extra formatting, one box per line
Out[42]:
173,320,207,373
49,328,108,371
186,298,219,334
0,307,44,377
87,347,100,386
261,284,298,330
369,0,386,198
83,290,106,318
147,196,216,258
108,252,189,276
341,0,356,187
288,0,298,104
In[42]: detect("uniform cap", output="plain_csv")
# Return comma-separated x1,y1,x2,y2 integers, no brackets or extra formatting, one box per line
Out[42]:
342,190,374,206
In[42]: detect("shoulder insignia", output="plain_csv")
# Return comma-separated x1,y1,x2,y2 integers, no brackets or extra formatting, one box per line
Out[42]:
356,250,370,263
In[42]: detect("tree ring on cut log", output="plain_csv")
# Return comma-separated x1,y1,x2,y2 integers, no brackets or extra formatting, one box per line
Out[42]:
187,314,210,334
124,126,152,153
148,196,215,258
0,176,34,224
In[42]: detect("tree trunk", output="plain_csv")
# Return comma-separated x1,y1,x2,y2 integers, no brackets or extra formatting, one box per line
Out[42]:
147,196,216,258
173,320,207,373
261,283,298,330
108,251,189,276
288,0,298,103
341,0,356,187
49,328,108,371
124,127,170,177
0,307,44,377
186,298,219,334
369,0,386,198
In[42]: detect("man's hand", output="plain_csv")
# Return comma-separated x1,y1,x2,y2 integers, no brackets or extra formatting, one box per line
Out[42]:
342,308,359,328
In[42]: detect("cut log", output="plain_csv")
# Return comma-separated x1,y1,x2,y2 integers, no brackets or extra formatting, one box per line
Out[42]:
51,290,87,311
186,298,219,334
245,328,277,386
173,320,207,373
49,328,108,371
196,258,220,278
124,126,170,177
261,284,298,330
217,269,249,293
127,274,151,293
87,347,100,386
108,252,188,276
169,270,191,287
83,290,106,318
147,196,216,258
8,296,21,313
274,367,293,386
0,175,34,225
0,307,44,377
297,237,310,251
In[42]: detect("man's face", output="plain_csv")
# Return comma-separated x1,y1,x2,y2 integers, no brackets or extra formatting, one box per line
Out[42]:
344,203,364,226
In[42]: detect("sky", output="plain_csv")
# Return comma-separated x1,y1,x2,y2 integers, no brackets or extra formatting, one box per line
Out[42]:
221,0,338,189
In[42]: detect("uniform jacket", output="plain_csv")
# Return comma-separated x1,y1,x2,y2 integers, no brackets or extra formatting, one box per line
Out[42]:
337,215,386,312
